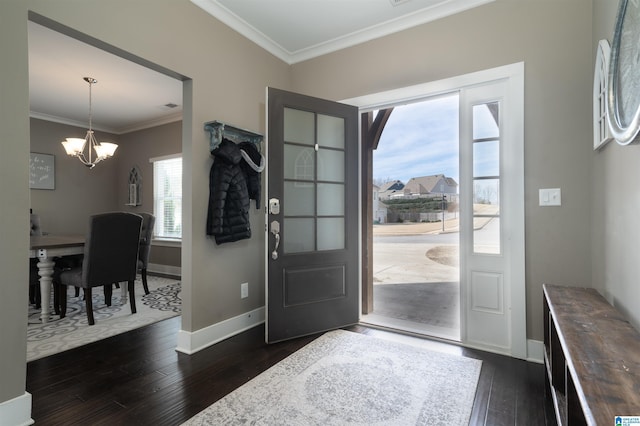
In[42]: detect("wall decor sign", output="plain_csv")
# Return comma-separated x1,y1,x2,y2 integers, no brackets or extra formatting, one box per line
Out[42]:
593,39,613,150
607,0,640,145
29,153,55,190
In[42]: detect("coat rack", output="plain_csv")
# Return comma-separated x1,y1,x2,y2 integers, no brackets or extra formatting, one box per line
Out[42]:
204,120,263,153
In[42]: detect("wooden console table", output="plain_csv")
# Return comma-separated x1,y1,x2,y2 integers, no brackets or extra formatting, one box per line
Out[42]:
543,284,640,425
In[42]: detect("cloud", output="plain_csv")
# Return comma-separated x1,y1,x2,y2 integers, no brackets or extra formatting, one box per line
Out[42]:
374,94,459,184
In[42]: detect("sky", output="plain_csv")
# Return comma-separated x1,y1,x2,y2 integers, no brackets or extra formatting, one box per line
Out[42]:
373,94,460,185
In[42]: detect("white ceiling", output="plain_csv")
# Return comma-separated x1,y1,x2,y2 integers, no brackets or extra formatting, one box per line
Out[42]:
28,0,492,133
28,21,183,135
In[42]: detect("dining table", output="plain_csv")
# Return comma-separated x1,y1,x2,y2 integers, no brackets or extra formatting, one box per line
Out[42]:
29,234,85,323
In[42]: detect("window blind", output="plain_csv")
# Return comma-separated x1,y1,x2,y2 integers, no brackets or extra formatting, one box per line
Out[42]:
152,156,182,240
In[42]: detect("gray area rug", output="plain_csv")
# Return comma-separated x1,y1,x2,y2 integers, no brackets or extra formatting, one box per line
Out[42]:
183,329,482,425
27,276,181,361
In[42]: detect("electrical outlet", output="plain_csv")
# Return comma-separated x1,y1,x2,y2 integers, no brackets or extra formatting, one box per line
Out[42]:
241,282,249,299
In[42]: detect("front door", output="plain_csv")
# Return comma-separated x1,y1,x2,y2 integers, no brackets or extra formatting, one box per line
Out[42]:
265,88,359,343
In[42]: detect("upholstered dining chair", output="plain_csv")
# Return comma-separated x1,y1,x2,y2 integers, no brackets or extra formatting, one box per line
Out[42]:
138,213,155,295
58,212,142,325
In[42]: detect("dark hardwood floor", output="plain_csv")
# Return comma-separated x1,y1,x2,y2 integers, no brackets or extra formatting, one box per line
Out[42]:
27,317,554,425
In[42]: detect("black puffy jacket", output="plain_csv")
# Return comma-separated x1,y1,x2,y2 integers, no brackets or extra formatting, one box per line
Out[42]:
206,139,251,244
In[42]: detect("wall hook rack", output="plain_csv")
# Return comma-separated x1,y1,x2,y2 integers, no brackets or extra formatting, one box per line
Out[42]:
204,120,263,153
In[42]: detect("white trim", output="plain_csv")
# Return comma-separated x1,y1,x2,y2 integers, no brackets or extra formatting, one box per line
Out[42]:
149,153,181,163
506,64,527,359
0,392,34,426
29,110,182,135
343,63,523,110
286,0,496,64
191,0,495,65
527,339,544,364
175,307,265,355
264,87,270,343
147,263,181,278
116,112,182,135
151,238,181,248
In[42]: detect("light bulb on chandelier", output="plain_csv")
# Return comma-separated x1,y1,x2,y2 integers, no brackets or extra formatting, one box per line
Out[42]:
61,77,118,169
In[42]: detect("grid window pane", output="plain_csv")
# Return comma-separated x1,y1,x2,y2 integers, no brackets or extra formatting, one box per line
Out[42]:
153,156,182,239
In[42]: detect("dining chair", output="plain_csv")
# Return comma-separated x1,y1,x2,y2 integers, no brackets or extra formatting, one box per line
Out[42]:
138,213,156,295
58,212,142,325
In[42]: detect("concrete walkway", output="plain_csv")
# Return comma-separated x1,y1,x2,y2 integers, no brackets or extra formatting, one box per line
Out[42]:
373,241,458,285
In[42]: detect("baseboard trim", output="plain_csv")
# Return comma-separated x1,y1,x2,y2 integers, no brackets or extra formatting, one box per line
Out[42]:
527,339,544,364
0,392,34,426
175,307,265,355
148,263,181,278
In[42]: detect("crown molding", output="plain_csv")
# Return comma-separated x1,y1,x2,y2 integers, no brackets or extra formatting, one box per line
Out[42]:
191,0,495,65
30,111,182,135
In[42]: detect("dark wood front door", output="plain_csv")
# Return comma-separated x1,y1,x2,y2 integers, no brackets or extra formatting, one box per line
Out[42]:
266,87,359,343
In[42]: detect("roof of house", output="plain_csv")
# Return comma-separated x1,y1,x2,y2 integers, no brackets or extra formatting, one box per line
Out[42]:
404,174,458,194
379,180,404,191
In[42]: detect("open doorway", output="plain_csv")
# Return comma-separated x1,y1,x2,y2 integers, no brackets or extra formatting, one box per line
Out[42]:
361,94,461,341
355,63,525,357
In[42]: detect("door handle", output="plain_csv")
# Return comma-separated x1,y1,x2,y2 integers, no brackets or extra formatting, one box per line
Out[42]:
270,221,280,260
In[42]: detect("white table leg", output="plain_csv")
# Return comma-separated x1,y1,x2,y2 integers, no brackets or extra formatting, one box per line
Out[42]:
120,282,128,304
37,249,55,323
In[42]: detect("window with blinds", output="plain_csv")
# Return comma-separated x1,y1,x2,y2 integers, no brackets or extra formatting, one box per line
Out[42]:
152,155,182,240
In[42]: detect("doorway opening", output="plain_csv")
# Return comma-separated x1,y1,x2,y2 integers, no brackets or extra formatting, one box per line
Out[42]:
360,94,461,341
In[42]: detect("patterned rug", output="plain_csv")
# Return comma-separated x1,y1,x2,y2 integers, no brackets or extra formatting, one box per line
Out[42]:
27,276,181,362
182,329,482,425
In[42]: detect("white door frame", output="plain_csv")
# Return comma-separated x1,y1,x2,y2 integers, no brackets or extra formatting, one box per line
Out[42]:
343,62,526,359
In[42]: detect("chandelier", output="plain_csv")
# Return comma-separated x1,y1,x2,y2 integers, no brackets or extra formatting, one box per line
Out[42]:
61,77,118,169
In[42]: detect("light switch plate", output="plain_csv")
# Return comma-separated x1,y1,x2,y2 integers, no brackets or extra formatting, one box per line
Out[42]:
539,188,561,206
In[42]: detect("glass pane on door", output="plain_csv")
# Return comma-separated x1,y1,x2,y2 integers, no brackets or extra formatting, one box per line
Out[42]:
318,114,345,149
284,145,314,181
472,101,501,254
317,183,344,216
284,108,315,145
284,218,315,253
473,140,499,177
284,181,314,216
318,149,344,182
318,218,345,250
282,109,346,254
473,102,499,139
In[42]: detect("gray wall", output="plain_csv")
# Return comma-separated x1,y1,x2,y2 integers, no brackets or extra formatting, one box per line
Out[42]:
25,0,291,339
0,0,30,408
117,121,182,268
591,1,640,330
30,118,119,234
291,0,593,342
29,118,182,267
3,0,289,414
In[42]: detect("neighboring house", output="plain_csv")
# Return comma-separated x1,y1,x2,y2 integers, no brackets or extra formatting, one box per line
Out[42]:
372,185,388,223
402,174,458,200
377,180,405,200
